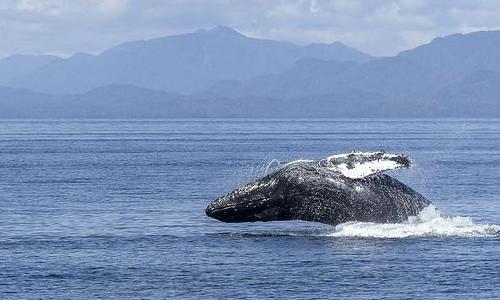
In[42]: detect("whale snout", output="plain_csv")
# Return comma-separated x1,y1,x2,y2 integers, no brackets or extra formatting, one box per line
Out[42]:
205,193,275,223
206,177,290,223
205,198,235,222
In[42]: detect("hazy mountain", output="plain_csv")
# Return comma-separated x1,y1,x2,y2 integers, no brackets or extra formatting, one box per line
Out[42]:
0,84,337,118
206,58,359,98
2,30,500,118
0,86,62,118
399,31,500,77
409,70,500,117
0,54,60,86
0,85,183,118
2,79,499,119
208,30,500,99
9,26,371,95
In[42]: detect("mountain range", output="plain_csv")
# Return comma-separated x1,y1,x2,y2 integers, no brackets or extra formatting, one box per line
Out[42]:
4,26,371,95
1,26,500,118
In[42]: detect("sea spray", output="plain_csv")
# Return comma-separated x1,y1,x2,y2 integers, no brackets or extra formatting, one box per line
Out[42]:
327,205,500,238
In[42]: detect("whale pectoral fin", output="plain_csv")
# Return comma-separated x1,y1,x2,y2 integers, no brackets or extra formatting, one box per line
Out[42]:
324,151,412,179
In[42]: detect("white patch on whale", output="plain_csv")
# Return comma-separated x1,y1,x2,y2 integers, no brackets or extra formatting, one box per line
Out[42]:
331,159,401,179
326,151,409,179
280,151,411,179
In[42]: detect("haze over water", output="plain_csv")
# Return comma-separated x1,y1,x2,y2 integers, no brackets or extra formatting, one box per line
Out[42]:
1,119,499,299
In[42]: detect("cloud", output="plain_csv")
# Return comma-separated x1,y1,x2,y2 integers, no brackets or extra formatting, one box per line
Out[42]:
2,0,500,58
95,0,128,16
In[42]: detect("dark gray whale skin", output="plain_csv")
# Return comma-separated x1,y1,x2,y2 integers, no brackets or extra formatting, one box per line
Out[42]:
206,161,431,225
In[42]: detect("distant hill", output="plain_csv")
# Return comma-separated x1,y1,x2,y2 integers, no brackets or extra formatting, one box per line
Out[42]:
8,26,371,95
206,58,360,98
0,85,183,118
208,30,500,100
0,85,292,118
0,86,61,118
2,80,499,119
2,30,500,118
0,54,60,86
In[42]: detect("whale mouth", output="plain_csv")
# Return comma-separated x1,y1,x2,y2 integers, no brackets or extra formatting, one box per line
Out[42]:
205,205,231,221
206,202,240,220
206,176,284,223
206,196,277,223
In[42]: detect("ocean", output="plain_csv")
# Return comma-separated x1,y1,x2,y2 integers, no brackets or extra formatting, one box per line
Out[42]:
1,119,499,299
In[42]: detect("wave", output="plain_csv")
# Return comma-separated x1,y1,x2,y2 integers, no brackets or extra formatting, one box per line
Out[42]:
326,205,500,238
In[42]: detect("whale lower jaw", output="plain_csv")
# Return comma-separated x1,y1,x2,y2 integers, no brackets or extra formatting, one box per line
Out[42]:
207,206,286,223
206,205,290,223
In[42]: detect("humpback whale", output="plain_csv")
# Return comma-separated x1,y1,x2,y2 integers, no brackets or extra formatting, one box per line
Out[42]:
206,151,431,225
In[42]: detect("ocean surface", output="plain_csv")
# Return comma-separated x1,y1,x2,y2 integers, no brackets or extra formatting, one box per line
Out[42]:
1,119,499,299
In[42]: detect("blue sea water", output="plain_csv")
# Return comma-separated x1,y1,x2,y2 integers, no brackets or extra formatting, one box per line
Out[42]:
0,119,499,299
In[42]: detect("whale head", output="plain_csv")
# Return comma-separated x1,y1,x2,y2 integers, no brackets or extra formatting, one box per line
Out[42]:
205,173,294,223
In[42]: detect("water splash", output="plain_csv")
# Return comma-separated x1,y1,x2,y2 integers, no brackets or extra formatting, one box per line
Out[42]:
216,206,500,239
264,159,282,174
327,205,500,238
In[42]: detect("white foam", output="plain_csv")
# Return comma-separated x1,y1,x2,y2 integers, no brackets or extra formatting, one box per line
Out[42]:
326,205,500,238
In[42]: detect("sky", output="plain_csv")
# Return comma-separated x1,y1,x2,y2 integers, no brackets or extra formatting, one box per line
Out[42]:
1,0,500,58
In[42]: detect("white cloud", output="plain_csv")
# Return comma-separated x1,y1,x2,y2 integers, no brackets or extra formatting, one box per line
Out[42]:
16,0,62,16
94,0,128,16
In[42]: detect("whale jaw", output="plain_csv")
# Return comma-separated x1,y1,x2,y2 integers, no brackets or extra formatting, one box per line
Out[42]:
206,175,293,223
206,200,289,223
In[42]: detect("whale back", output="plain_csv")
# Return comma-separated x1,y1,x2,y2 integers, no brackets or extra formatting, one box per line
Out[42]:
280,162,430,224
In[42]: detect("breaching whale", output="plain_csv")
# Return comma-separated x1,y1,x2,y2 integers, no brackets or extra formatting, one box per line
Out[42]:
206,151,431,225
